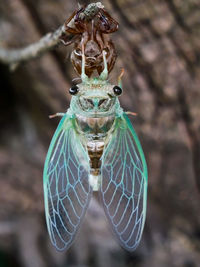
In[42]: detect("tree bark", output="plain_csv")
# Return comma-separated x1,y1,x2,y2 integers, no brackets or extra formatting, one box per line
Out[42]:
0,0,200,266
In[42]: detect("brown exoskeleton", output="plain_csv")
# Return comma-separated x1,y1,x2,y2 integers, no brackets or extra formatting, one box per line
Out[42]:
60,2,119,77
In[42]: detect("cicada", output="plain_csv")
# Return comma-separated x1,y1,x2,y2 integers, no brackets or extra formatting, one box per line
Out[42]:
43,50,148,252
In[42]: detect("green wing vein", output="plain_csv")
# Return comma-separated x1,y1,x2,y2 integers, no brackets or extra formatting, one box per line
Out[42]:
100,113,147,251
43,115,92,251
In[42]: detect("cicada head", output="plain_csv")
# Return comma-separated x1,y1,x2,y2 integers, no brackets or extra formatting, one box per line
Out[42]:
69,77,123,118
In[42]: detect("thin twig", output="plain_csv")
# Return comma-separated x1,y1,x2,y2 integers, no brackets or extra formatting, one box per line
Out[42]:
0,2,105,71
0,26,65,71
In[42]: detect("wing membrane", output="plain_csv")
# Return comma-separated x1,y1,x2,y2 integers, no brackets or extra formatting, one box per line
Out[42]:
100,113,147,251
43,115,92,251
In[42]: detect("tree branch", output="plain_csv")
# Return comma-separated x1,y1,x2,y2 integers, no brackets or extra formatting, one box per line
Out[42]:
0,25,64,71
0,2,105,71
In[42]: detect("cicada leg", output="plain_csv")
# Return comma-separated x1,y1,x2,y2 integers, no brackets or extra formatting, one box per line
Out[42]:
99,50,108,80
99,9,119,33
49,113,65,119
125,111,137,116
81,43,89,82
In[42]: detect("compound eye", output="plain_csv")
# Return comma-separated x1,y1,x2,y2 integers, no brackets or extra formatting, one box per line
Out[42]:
113,85,122,96
69,85,79,95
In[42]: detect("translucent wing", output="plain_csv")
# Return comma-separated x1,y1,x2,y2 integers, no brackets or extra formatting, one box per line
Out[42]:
43,114,92,251
100,113,148,251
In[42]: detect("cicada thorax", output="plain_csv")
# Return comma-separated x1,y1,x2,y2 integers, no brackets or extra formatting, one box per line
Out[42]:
60,4,118,77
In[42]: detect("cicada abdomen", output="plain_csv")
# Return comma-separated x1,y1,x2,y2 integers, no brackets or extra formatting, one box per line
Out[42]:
60,3,118,77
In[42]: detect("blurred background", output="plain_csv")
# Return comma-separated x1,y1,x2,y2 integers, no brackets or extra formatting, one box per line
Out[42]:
0,0,200,266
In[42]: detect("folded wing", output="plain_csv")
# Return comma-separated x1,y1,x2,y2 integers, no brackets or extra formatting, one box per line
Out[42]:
100,113,148,251
43,115,92,251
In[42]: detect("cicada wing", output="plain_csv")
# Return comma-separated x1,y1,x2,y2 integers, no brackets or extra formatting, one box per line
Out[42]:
43,115,92,251
100,113,148,251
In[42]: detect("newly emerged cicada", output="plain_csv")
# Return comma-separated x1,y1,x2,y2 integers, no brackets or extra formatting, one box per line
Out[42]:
43,49,148,252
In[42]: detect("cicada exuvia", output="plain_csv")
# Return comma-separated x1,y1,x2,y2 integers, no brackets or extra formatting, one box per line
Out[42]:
60,2,118,77
43,50,148,252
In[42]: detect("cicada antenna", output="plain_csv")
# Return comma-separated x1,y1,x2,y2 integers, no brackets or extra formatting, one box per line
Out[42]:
118,68,125,88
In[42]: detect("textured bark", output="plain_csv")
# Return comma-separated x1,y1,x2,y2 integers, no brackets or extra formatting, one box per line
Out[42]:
0,0,200,266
